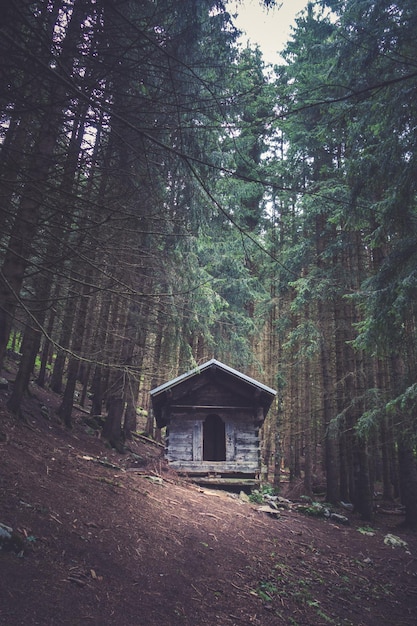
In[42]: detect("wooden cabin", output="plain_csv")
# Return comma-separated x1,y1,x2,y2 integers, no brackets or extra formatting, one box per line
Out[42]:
150,359,276,486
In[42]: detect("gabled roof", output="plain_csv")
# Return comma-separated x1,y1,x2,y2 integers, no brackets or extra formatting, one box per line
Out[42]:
150,359,276,428
150,358,276,398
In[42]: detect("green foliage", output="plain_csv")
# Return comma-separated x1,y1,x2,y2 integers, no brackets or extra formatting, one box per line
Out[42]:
329,387,387,440
282,319,320,360
255,580,278,602
221,47,275,232
193,230,269,366
357,527,375,537
249,483,277,504
6,333,22,352
252,565,335,624
296,501,329,518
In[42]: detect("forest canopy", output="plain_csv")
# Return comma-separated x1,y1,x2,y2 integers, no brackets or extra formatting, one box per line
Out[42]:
1,0,417,527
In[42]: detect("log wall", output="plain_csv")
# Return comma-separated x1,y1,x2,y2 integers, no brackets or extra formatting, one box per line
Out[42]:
166,411,260,476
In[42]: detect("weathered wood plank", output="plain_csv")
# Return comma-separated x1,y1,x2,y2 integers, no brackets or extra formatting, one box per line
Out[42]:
167,445,194,455
235,446,259,455
169,460,259,474
235,438,259,446
192,477,259,486
234,452,259,464
193,421,203,461
225,421,235,460
168,452,193,462
169,432,193,444
170,420,192,429
171,405,253,410
236,429,259,445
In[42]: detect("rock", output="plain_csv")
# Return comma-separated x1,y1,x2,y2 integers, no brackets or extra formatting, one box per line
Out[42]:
296,502,350,524
239,491,250,503
130,452,144,463
296,502,327,517
257,505,281,517
383,533,409,550
267,500,279,510
144,475,163,485
0,523,25,554
0,377,8,390
267,496,292,510
40,404,50,420
0,523,13,544
357,527,375,536
330,513,350,525
278,496,292,505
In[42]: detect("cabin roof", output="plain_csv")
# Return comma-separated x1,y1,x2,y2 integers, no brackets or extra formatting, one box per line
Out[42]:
150,358,277,399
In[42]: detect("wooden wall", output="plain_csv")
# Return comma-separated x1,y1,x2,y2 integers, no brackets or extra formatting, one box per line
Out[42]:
166,411,260,476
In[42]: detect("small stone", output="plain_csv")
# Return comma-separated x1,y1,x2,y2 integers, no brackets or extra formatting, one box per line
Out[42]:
383,533,408,550
272,496,291,510
0,523,13,541
145,475,163,485
40,405,50,420
258,505,281,517
0,377,8,390
330,513,350,525
0,523,25,553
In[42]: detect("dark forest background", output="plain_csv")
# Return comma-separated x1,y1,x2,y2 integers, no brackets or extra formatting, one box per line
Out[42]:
1,0,417,527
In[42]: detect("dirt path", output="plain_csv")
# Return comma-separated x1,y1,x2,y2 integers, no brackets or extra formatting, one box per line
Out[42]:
0,386,416,626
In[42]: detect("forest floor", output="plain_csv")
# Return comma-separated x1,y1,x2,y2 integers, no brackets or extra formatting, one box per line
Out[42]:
1,366,417,625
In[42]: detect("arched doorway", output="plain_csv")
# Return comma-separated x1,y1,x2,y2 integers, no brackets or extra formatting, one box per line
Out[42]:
203,414,226,461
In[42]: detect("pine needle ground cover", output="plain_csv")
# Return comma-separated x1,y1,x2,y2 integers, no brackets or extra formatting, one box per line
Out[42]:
1,381,416,626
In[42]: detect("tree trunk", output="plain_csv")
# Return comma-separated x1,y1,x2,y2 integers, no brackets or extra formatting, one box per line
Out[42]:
319,310,339,504
89,289,113,417
58,277,90,428
303,360,312,495
0,0,89,368
103,397,125,452
354,440,374,522
7,324,42,416
123,375,140,440
398,438,417,529
50,287,77,394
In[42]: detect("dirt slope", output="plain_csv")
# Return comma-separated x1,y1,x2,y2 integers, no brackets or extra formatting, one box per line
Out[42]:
0,382,416,626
